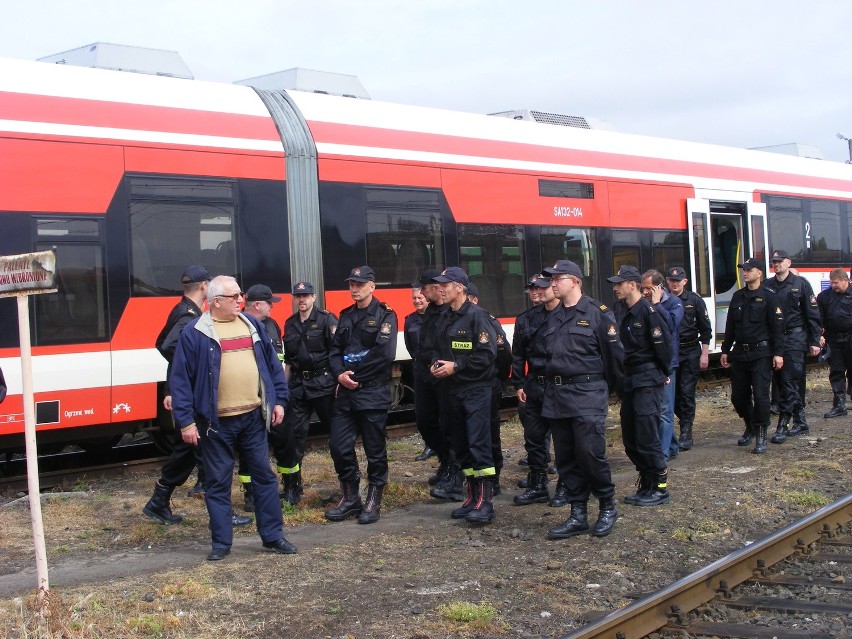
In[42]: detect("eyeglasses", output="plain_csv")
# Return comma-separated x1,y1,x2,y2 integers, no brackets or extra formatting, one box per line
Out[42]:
217,292,243,301
551,275,572,282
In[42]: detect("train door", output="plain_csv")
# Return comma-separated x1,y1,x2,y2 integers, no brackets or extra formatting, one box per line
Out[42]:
687,199,769,347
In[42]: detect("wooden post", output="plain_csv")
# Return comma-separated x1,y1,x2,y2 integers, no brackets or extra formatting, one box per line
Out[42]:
17,294,49,600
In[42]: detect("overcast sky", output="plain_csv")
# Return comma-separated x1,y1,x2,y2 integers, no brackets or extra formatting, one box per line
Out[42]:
3,1,852,163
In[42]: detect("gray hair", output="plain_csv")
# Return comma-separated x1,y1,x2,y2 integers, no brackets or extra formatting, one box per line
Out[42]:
207,275,238,304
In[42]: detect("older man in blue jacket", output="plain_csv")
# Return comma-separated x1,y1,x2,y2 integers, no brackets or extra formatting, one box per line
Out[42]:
171,275,295,561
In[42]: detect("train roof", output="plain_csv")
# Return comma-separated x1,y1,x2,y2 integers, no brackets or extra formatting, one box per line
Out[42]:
3,56,852,198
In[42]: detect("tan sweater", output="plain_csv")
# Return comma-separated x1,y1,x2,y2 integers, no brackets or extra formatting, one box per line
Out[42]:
212,318,261,417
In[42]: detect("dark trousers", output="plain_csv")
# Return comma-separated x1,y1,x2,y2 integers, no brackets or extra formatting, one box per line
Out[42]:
828,339,852,396
730,356,773,430
199,408,283,551
620,384,666,474
674,344,700,431
159,424,205,488
275,392,334,470
444,381,494,473
773,349,806,414
548,415,614,502
520,380,551,473
329,393,388,486
413,368,449,460
490,378,504,475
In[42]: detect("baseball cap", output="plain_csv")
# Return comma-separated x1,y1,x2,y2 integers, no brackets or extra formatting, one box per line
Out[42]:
292,281,315,295
606,265,642,283
737,257,765,271
432,266,470,287
417,268,440,287
666,266,687,281
345,266,376,282
466,281,480,297
524,274,552,289
181,265,212,284
542,260,583,278
245,284,282,303
770,249,790,262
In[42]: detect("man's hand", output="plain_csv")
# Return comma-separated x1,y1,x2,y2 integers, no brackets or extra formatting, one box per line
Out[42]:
430,360,455,379
163,395,172,410
516,388,527,404
720,353,730,368
809,345,821,357
272,404,285,426
773,355,784,370
181,424,199,445
337,370,359,390
699,352,709,370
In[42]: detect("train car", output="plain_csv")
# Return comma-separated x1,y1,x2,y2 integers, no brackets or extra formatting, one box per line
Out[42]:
2,56,852,453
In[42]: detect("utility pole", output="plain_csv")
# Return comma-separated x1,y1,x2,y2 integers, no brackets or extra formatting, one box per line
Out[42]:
837,133,852,164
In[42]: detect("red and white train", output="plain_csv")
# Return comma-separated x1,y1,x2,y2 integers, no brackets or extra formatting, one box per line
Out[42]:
1,56,851,453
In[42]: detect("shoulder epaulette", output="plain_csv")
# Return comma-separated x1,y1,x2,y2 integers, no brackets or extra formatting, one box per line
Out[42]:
380,302,393,311
318,308,330,315
489,313,498,321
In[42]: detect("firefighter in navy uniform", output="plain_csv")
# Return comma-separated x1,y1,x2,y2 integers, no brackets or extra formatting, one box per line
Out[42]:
466,281,512,495
430,267,498,523
510,274,561,506
280,281,338,505
665,266,712,452
403,280,435,461
540,260,624,539
325,266,397,524
817,268,852,418
764,250,822,442
609,265,673,507
720,257,784,454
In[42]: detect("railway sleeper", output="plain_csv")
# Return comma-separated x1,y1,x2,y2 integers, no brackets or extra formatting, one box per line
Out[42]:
662,620,837,639
713,593,852,616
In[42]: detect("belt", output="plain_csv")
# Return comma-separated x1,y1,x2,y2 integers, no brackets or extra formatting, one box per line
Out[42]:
625,362,658,375
301,367,331,380
738,340,769,352
356,378,387,388
546,373,605,386
679,339,699,349
784,327,804,335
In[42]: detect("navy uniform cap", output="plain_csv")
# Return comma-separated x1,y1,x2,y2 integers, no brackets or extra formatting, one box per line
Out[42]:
181,265,212,284
542,260,583,278
666,266,687,281
345,266,376,282
417,268,441,287
525,274,552,289
606,265,642,283
737,257,764,271
770,249,790,262
432,266,470,287
245,284,282,303
293,281,315,295
467,281,479,297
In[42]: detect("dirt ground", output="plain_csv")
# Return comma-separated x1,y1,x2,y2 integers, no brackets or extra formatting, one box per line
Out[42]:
1,369,850,639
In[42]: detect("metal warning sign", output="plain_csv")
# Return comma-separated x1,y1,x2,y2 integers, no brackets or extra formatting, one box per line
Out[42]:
0,250,57,297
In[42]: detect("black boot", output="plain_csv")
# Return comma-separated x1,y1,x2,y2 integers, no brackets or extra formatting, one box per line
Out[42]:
283,471,303,506
231,511,252,527
737,420,754,446
592,497,618,537
278,473,291,500
753,424,768,454
451,477,476,519
428,459,451,486
678,424,693,451
517,473,529,489
187,479,205,498
430,465,465,502
358,484,384,524
788,406,810,436
513,470,549,505
623,472,651,505
242,482,254,512
635,471,670,506
770,413,791,444
824,393,848,419
548,479,569,507
415,446,435,461
143,482,183,524
324,480,363,521
465,478,495,523
547,501,589,539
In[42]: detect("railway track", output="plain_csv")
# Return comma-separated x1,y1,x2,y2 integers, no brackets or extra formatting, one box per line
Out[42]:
559,493,852,639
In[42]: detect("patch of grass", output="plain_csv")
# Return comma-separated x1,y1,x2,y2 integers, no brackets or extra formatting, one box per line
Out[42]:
784,466,816,481
161,577,215,599
672,527,691,542
781,490,830,508
438,601,500,628
127,613,181,637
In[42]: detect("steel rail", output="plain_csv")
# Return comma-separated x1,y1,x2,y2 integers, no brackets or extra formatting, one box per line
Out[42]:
558,493,852,639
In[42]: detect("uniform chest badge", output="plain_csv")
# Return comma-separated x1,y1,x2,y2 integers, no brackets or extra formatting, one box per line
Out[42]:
310,323,318,329
577,319,590,327
479,331,490,344
652,326,662,338
755,297,763,303
380,322,392,335
810,295,817,304
607,325,617,337
776,307,782,315
496,335,505,345
367,319,377,326
330,325,337,334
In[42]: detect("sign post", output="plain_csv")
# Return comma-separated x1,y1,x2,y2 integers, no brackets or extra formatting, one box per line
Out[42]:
0,250,57,604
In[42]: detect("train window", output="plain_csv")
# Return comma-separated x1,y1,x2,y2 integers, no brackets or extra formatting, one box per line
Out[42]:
538,180,595,199
34,218,107,345
652,230,687,275
540,226,597,281
458,223,525,317
364,188,444,287
809,200,842,263
766,196,805,260
611,230,641,273
129,176,237,295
